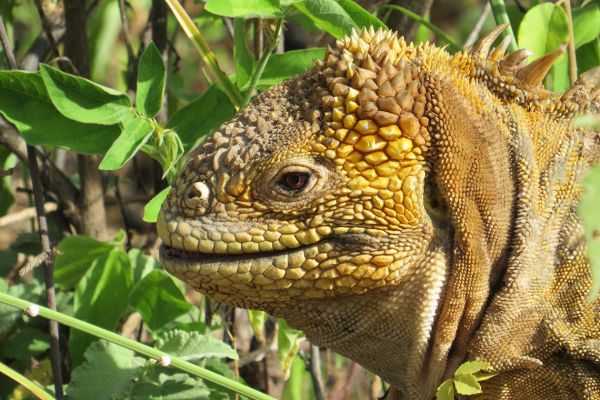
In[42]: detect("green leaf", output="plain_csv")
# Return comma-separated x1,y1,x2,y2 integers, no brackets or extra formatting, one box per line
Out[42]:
257,48,326,89
517,3,569,60
572,5,600,49
0,148,16,217
129,269,192,332
39,64,132,125
453,373,482,395
248,310,268,343
336,0,386,31
234,19,254,89
294,0,356,39
128,270,192,332
99,113,154,170
70,249,133,366
580,165,600,300
294,0,385,39
0,279,43,338
128,248,160,282
156,330,239,361
277,318,303,378
166,85,235,152
68,341,145,400
205,0,280,18
143,187,170,223
137,42,166,117
435,379,455,400
0,71,120,154
0,328,50,361
53,235,116,290
131,372,210,400
454,360,491,376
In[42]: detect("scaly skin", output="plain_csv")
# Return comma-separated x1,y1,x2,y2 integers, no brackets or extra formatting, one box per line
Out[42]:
157,27,600,399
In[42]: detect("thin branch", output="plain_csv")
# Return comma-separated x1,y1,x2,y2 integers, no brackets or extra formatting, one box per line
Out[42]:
563,0,577,85
309,345,325,400
114,177,132,251
0,202,58,228
164,0,244,108
242,17,284,107
32,0,60,58
0,18,64,398
118,0,138,90
464,2,492,48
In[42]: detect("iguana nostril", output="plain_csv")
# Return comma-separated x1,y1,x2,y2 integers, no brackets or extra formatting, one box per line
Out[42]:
186,181,210,203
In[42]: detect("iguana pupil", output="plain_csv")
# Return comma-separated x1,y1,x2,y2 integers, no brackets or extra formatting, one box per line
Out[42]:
280,171,310,192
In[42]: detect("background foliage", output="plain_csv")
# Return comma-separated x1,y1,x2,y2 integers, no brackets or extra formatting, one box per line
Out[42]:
0,0,598,399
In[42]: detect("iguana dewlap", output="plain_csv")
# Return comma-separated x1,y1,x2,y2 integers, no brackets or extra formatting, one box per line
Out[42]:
157,26,600,399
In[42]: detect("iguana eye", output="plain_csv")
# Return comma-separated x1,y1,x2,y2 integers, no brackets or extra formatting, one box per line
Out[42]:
279,172,310,192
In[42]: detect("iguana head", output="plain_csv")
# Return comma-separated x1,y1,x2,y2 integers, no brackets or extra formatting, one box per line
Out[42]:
158,28,436,310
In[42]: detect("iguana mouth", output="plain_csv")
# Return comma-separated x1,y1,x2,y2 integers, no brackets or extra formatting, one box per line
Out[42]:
159,241,327,264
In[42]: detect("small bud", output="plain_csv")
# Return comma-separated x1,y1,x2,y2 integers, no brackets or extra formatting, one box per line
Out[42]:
158,355,171,367
25,304,40,317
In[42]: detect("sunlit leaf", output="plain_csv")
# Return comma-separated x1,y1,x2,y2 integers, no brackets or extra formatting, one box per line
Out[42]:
137,42,166,118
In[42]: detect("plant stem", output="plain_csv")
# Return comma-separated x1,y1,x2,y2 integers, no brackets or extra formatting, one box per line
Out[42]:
242,17,284,107
163,0,244,109
380,5,461,52
0,292,277,400
488,0,518,52
562,0,577,85
0,362,55,400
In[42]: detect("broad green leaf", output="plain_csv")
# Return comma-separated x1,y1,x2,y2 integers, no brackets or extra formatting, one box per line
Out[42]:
517,3,569,60
282,356,311,400
294,0,356,39
0,148,16,217
0,328,50,361
205,0,280,18
53,235,116,289
68,341,145,400
143,187,170,222
40,64,132,125
203,358,243,400
294,0,384,39
99,113,154,170
128,248,160,282
70,249,133,366
234,19,254,89
0,278,43,338
277,318,303,378
580,165,600,300
156,330,238,361
572,5,600,49
336,0,386,31
0,71,120,154
453,373,482,395
248,310,268,343
473,371,497,382
137,42,166,117
454,360,491,376
435,379,455,400
166,85,235,152
131,372,210,400
577,39,600,74
128,270,192,332
257,48,326,89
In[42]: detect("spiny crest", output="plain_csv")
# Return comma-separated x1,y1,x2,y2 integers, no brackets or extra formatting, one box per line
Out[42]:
466,23,600,115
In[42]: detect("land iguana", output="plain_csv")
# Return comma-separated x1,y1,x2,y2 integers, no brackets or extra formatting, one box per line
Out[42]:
157,25,600,399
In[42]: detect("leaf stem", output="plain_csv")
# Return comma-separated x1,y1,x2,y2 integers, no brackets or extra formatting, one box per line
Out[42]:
163,0,244,109
0,292,276,400
242,17,284,107
0,362,55,400
487,0,518,52
380,5,461,52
